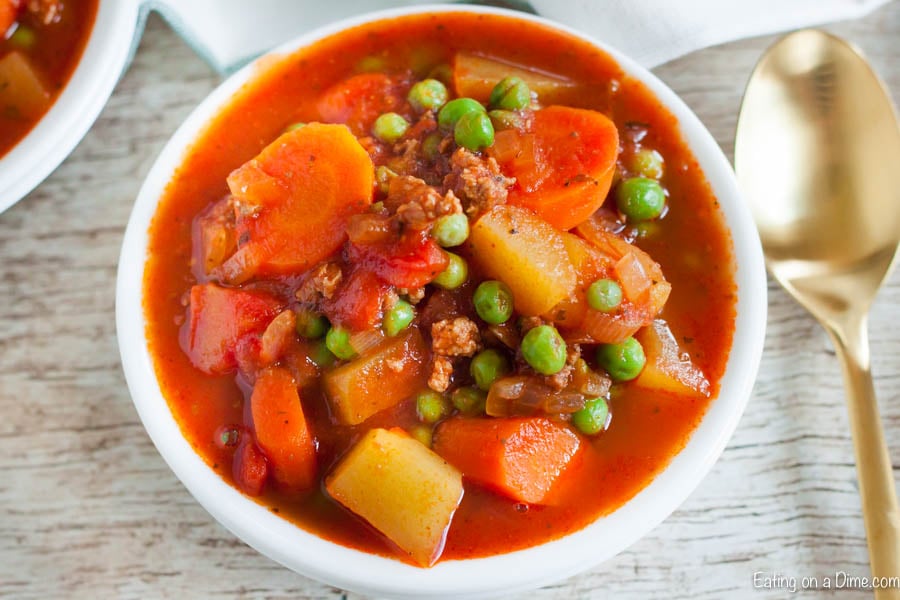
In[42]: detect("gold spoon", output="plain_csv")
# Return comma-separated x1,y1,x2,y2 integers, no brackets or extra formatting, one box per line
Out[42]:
735,30,900,596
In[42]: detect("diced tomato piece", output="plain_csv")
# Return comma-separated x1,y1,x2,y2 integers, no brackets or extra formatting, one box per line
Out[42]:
316,73,408,136
250,367,317,494
233,439,268,496
489,106,619,231
220,124,374,283
181,283,282,375
347,231,449,289
323,268,390,331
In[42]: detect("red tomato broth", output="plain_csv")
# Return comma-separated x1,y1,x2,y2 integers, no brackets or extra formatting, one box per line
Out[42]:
143,12,736,564
0,0,98,156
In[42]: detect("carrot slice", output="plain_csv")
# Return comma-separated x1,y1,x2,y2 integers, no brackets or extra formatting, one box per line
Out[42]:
182,284,282,375
432,416,581,504
220,123,374,283
489,106,618,231
250,367,317,494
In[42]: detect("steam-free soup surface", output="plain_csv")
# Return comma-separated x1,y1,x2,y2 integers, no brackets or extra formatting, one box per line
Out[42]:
144,12,735,565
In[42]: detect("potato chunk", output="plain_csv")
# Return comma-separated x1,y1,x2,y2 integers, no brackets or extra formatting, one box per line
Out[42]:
468,205,576,316
0,51,50,120
322,328,429,425
634,319,710,397
453,52,583,106
325,428,464,567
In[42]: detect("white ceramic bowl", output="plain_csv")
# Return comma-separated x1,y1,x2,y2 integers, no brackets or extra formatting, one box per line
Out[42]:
117,5,767,598
0,0,139,212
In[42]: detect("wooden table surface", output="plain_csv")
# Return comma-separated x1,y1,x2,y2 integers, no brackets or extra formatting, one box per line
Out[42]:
1,4,898,599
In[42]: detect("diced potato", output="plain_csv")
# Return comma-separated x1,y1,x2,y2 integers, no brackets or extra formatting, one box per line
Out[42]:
0,51,50,120
453,52,582,106
468,205,576,316
322,328,429,425
325,428,464,566
634,319,710,397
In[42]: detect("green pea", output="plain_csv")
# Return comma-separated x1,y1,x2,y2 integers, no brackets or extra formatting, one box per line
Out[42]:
416,390,450,424
629,148,665,179
470,349,511,391
454,111,495,152
587,279,623,312
309,339,336,368
372,112,409,144
427,63,453,84
432,252,468,289
596,336,646,381
296,310,329,339
488,109,524,131
325,327,357,361
408,78,449,112
422,132,442,161
432,213,469,247
451,386,487,415
634,221,661,239
616,177,666,221
409,425,433,447
284,122,306,133
473,280,514,325
356,55,386,73
383,300,415,337
488,76,531,111
438,97,485,132
521,325,567,375
375,165,397,194
9,26,36,49
572,397,610,435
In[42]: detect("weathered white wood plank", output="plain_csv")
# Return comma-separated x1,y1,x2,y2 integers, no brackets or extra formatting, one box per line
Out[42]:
0,4,897,598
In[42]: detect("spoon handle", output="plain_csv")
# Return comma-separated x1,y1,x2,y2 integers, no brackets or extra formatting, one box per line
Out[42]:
829,312,900,598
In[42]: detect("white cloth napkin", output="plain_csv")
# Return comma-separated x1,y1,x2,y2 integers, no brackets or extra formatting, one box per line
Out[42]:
529,0,892,67
152,0,892,74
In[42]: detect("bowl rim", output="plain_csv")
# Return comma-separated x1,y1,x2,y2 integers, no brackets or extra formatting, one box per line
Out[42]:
0,0,140,214
116,4,767,598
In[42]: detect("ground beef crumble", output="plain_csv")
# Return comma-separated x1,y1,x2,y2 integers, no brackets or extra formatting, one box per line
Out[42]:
387,176,462,229
428,355,453,393
431,317,481,357
295,262,342,305
398,287,426,304
543,344,581,391
443,148,515,217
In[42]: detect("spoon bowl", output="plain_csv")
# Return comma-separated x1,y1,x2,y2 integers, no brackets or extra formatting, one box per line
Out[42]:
736,29,900,595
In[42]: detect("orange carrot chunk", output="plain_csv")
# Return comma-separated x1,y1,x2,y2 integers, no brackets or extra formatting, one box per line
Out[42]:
433,416,581,504
220,123,374,283
250,367,317,494
488,106,618,231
